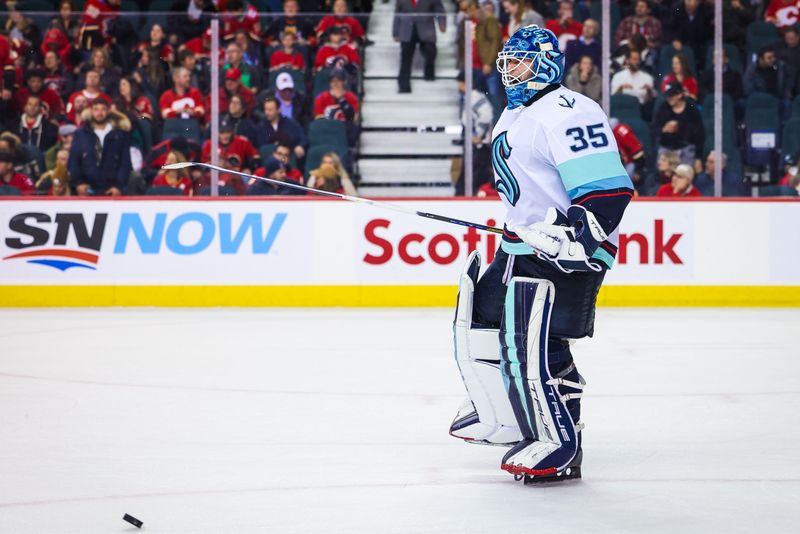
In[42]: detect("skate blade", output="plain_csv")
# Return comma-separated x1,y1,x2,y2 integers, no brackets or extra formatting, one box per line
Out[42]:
501,463,581,484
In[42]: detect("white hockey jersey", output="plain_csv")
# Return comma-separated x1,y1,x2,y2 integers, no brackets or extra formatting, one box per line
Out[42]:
490,84,633,268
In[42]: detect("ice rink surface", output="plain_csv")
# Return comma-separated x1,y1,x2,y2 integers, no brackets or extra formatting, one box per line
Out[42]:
1,307,798,533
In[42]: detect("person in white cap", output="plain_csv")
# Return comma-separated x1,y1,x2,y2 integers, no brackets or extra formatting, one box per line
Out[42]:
258,71,310,126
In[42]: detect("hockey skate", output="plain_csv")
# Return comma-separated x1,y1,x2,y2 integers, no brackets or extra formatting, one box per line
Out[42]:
501,441,583,484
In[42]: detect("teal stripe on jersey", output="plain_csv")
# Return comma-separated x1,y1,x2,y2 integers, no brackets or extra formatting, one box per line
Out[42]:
501,240,535,256
557,151,629,191
591,247,616,268
567,175,633,200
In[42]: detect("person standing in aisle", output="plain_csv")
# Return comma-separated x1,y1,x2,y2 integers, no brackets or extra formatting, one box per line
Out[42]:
394,0,447,93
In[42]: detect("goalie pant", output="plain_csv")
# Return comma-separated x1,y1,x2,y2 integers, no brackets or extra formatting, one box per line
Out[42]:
451,248,605,478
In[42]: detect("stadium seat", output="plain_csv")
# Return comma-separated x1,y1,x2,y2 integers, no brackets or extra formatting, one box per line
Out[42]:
744,91,780,167
657,45,696,77
163,118,202,142
197,185,238,196
0,184,21,196
790,95,800,119
705,44,743,73
759,184,798,196
146,186,185,196
780,118,800,158
746,22,781,63
135,119,154,154
623,117,654,162
305,144,348,178
610,94,642,121
308,119,347,149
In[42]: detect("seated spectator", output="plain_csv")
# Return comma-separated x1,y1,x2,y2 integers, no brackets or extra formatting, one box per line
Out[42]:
652,82,704,166
150,150,194,196
0,132,42,181
314,69,359,144
274,72,310,125
77,0,121,53
271,142,303,183
138,23,174,64
0,152,34,195
744,47,790,100
458,1,502,97
16,69,64,121
614,0,662,50
167,0,215,44
248,156,304,196
666,0,712,71
764,0,800,29
222,94,259,141
214,68,256,117
565,18,600,73
502,0,544,38
41,25,72,72
35,148,71,196
656,163,702,197
314,26,361,72
134,48,169,99
16,96,58,153
257,97,307,157
264,0,316,46
270,31,307,72
477,180,500,198
455,69,493,196
224,42,260,91
160,66,206,121
144,136,201,182
660,54,699,101
564,55,601,103
6,9,41,53
43,50,73,99
724,0,754,51
545,1,583,50
46,123,77,171
698,48,744,101
656,150,681,186
611,49,655,106
181,27,217,61
233,29,261,70
53,1,79,44
114,77,154,123
694,150,748,197
222,0,261,43
80,48,122,96
610,118,646,190
177,49,208,93
306,152,357,196
66,70,112,124
316,0,366,46
775,26,800,76
68,98,132,196
201,119,260,172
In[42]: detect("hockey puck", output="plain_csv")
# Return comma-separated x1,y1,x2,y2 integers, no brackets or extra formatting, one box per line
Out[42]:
123,513,143,529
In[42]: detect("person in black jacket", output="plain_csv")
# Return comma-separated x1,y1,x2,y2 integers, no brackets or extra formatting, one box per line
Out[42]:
221,94,259,142
246,156,305,196
68,98,132,196
665,0,713,70
256,97,308,158
16,95,58,153
652,81,705,168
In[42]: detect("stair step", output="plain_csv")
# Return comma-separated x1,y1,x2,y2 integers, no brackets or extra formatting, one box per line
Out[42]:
360,131,462,156
362,102,460,128
358,184,456,197
359,158,453,183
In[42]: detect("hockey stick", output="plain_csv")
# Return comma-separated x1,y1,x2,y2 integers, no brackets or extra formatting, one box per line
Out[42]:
162,161,504,235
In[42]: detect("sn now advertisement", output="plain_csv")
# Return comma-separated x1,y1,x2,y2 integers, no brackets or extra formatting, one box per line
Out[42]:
1,199,798,287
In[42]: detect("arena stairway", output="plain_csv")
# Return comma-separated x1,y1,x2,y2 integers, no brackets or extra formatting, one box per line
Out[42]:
358,0,460,196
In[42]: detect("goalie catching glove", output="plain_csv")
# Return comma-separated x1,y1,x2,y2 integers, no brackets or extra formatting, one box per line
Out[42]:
512,205,608,273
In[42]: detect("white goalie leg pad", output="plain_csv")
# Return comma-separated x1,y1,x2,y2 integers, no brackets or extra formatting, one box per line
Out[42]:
450,250,522,446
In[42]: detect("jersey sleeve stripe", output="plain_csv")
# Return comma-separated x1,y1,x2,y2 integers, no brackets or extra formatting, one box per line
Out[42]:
591,247,616,268
566,175,634,200
556,151,629,191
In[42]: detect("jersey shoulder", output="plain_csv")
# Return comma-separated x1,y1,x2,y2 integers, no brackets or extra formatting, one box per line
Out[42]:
523,86,607,130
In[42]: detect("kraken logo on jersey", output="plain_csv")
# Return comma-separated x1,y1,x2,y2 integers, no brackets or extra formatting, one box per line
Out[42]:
491,132,520,206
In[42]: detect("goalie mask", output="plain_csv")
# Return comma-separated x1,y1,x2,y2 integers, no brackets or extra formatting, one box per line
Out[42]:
496,25,564,110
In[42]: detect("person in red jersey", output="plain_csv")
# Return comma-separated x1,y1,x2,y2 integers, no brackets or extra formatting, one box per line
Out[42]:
314,26,361,72
545,0,583,47
765,0,800,29
66,70,112,124
609,118,646,189
0,152,35,195
16,69,64,120
138,23,174,64
656,163,702,197
78,0,121,50
316,0,365,45
150,150,194,196
270,31,306,71
222,0,261,42
114,77,154,123
314,68,359,122
208,67,256,118
201,118,260,171
181,27,223,62
159,66,206,121
660,53,699,101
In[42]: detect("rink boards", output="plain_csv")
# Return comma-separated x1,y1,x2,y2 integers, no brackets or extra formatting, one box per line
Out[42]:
0,197,798,307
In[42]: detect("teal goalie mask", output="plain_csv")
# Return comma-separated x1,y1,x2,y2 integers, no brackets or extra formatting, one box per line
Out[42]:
496,25,565,110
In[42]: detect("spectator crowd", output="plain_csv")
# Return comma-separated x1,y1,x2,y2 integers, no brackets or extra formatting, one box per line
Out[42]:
454,0,800,197
0,0,370,197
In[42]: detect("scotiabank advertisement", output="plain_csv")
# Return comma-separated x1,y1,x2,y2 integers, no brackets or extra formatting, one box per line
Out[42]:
0,199,798,288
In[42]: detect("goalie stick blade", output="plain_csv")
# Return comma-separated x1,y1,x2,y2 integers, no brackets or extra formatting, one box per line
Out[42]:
161,162,196,170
